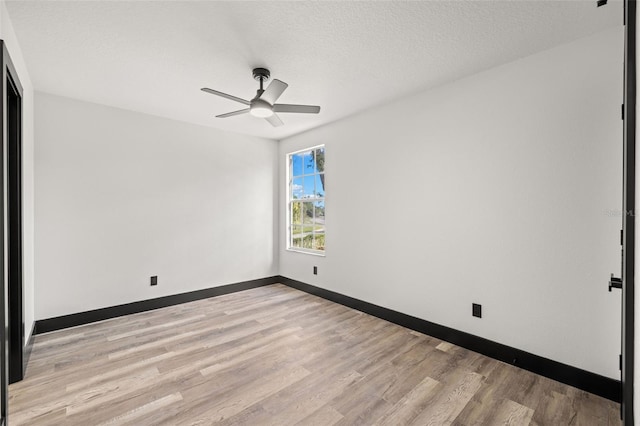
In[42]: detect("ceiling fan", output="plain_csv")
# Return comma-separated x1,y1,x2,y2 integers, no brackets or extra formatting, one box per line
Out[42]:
201,68,321,127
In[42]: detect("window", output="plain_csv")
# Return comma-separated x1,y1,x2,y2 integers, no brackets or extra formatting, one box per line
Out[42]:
287,146,325,254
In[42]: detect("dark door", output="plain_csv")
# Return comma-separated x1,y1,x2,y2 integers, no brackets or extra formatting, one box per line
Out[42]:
0,42,6,426
620,0,635,423
6,55,22,385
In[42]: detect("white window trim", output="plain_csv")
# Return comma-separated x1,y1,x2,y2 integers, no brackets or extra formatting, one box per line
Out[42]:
286,145,326,256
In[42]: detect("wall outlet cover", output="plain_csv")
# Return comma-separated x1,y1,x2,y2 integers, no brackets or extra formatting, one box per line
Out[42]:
472,303,482,318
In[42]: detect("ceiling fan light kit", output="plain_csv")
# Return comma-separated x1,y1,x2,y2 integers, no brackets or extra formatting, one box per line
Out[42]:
249,99,274,118
201,68,320,127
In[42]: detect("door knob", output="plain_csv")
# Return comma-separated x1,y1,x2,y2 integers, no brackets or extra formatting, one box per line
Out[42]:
609,274,622,291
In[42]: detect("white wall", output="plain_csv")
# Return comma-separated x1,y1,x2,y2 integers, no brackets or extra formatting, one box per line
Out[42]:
0,1,35,344
35,92,278,319
280,27,623,379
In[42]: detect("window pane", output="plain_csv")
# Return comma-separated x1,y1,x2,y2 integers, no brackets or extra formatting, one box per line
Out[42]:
292,202,302,225
303,175,315,198
314,201,325,232
315,174,325,197
313,234,325,251
292,153,304,176
303,202,314,226
315,148,325,173
292,226,302,248
303,151,315,174
292,177,303,199
302,234,314,249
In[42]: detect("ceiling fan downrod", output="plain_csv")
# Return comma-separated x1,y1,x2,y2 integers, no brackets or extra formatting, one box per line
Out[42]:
253,68,270,94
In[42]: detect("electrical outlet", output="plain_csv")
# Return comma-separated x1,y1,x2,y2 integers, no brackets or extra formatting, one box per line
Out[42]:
313,266,318,275
150,276,158,286
472,303,482,318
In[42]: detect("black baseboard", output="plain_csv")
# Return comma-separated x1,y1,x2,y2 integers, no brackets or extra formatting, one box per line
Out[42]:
23,323,34,375
34,276,280,334
278,276,621,403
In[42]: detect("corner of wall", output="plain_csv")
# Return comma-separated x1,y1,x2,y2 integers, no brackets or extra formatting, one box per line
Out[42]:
273,139,281,277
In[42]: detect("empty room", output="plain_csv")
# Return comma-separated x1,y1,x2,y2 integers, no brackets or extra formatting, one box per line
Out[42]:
0,0,636,424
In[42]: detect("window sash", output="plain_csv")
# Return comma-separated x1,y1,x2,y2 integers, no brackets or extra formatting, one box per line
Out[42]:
287,145,325,254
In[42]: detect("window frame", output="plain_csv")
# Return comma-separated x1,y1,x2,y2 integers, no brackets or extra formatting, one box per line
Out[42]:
286,145,325,256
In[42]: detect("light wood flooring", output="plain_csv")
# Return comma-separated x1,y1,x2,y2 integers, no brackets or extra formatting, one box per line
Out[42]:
9,284,620,425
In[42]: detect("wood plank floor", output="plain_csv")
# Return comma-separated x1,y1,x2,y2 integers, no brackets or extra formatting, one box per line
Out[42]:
9,284,620,425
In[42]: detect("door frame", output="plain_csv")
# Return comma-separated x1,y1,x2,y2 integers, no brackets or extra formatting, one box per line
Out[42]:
0,40,24,423
622,0,636,424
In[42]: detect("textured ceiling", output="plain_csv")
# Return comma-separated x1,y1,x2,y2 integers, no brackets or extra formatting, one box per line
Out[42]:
6,0,622,140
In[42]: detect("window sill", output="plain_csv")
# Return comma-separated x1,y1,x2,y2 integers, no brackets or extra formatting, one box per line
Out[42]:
286,248,326,257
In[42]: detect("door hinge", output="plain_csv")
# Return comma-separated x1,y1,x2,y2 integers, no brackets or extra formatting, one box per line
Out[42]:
622,104,625,120
620,354,622,370
621,229,624,245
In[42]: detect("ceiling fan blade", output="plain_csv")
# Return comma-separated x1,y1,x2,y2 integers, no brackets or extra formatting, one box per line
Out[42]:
216,109,250,118
201,88,250,105
260,79,288,104
265,113,284,127
273,104,320,114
